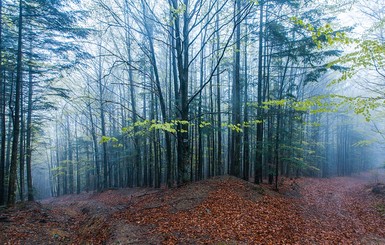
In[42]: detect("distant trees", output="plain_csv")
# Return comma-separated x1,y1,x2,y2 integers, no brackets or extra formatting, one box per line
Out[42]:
42,0,379,197
0,0,88,206
1,0,382,203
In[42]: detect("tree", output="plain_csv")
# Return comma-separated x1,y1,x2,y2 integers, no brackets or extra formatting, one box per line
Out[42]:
254,0,264,185
24,0,383,199
7,0,23,206
1,0,89,204
230,0,242,178
0,0,4,206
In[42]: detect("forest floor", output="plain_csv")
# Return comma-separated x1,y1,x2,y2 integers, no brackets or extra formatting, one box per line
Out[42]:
0,169,385,244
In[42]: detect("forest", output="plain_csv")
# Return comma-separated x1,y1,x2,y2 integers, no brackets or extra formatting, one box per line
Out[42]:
0,0,385,225
1,0,385,243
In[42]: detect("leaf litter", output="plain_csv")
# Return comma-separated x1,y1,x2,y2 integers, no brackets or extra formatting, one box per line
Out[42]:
0,171,384,244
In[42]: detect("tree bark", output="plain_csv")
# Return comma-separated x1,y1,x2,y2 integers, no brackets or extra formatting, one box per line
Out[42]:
87,98,100,191
75,120,80,194
97,44,108,189
7,0,23,206
66,116,74,194
243,17,249,181
323,113,330,178
215,3,222,176
0,0,4,206
230,0,242,178
26,53,34,201
255,1,264,185
170,0,191,184
19,84,24,201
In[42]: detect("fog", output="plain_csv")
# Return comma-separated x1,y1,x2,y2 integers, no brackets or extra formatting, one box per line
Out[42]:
1,0,385,203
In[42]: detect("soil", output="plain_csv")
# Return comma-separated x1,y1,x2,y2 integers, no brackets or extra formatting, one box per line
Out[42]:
0,170,384,244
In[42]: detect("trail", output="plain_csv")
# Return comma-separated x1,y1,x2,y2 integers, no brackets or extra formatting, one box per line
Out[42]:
0,188,160,244
294,170,385,244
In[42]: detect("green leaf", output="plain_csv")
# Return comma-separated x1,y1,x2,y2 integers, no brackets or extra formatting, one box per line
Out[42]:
100,136,118,144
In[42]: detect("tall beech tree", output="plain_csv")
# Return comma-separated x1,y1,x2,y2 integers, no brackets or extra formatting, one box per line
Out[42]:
230,0,242,178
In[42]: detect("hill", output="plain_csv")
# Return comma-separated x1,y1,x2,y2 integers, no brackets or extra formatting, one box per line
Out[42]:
0,171,384,244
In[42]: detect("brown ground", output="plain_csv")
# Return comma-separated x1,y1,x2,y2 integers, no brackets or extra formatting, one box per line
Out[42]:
0,170,384,244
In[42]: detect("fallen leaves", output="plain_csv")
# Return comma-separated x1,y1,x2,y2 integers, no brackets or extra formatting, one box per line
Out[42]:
125,176,305,244
291,171,385,244
0,171,384,244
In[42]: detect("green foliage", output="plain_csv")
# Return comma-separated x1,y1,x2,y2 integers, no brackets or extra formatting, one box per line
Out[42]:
290,17,351,49
328,40,385,86
51,166,66,177
96,135,123,148
170,3,186,16
112,143,123,148
243,120,263,127
149,122,177,133
221,120,263,132
262,96,340,114
199,121,211,128
222,123,243,133
173,120,189,125
261,93,385,122
304,122,321,127
122,119,193,137
262,99,287,109
100,136,118,144
330,95,384,122
353,140,376,147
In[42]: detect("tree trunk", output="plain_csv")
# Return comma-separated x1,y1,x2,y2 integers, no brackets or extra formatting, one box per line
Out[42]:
0,0,4,206
75,120,80,194
97,46,108,189
170,0,190,184
141,1,171,187
197,30,206,180
19,84,24,201
231,0,242,178
323,113,330,178
47,144,54,197
26,55,34,201
255,1,264,185
7,0,23,206
128,35,141,187
215,4,222,176
243,17,249,181
87,100,100,191
55,121,60,196
66,116,74,194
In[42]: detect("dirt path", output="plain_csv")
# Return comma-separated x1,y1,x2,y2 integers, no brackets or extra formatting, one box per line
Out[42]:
294,170,385,244
0,188,160,244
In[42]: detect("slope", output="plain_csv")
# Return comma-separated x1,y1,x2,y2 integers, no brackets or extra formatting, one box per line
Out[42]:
0,171,384,244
